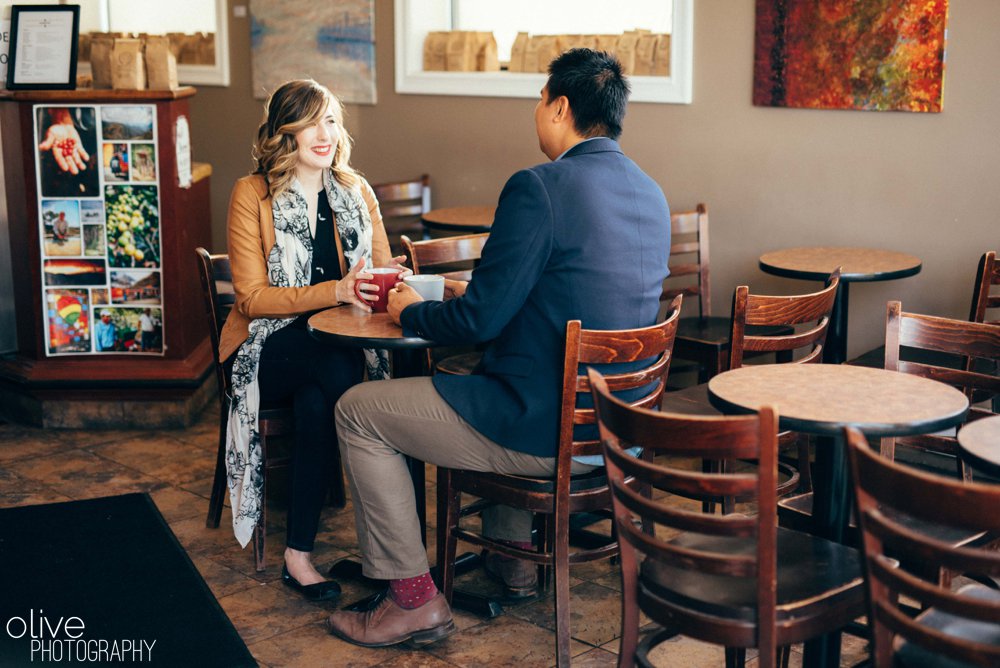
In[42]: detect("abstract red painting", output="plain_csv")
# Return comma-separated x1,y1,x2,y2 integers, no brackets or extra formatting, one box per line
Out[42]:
754,0,948,112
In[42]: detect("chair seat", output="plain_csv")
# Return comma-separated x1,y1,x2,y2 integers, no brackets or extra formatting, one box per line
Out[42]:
640,527,863,624
894,584,1000,668
675,317,792,349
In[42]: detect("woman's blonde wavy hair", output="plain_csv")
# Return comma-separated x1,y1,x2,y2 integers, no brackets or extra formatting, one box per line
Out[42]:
252,79,360,199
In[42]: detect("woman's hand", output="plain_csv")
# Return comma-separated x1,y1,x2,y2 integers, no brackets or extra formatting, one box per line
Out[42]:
444,279,468,300
335,257,376,312
386,254,413,279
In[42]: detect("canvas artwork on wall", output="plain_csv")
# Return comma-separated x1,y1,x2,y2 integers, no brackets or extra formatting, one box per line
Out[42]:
753,0,948,112
250,0,376,104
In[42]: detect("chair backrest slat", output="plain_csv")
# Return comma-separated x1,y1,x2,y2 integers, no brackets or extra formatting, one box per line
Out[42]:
848,429,1000,667
617,518,758,578
371,174,431,252
195,248,231,395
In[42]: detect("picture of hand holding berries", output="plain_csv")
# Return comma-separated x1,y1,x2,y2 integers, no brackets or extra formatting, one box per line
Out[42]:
36,107,100,197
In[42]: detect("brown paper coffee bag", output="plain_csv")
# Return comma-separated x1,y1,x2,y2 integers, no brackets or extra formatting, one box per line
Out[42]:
595,34,620,54
614,33,639,75
507,32,529,72
423,32,447,71
145,36,178,90
633,33,657,75
522,35,542,74
446,31,476,71
89,38,114,89
476,32,499,71
535,35,559,72
652,34,671,76
112,38,146,90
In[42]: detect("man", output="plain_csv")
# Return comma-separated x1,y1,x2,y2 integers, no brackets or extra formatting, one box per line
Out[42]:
94,310,117,352
329,49,670,648
139,308,156,351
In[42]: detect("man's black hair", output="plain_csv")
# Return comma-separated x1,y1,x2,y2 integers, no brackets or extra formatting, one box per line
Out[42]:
546,48,630,140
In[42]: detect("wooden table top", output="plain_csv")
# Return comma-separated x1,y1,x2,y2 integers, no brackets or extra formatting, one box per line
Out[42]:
957,415,1000,476
708,364,968,437
307,306,435,349
421,206,495,231
759,246,922,282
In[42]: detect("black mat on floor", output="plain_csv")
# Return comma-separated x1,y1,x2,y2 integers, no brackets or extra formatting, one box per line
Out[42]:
0,493,256,667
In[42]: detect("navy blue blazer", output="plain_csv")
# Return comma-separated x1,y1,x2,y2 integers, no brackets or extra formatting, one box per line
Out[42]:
400,138,670,458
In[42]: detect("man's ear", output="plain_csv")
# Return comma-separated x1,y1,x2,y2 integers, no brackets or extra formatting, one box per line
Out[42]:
552,95,571,122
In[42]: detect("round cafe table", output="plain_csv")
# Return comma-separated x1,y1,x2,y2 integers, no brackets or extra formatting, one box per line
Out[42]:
958,415,1000,478
709,363,968,668
421,206,495,235
759,247,922,364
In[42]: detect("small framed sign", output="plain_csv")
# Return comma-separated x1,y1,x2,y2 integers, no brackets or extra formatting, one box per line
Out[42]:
6,5,80,90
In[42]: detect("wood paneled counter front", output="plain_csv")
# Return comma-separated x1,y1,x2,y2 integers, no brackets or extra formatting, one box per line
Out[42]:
0,87,214,428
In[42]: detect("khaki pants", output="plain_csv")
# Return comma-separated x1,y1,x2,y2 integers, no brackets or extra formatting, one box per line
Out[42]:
335,377,593,580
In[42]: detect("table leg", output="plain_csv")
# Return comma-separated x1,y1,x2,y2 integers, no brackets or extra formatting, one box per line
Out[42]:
823,281,850,364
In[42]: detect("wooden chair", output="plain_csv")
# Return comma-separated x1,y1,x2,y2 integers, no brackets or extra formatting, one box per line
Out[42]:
372,174,431,254
663,204,792,384
196,248,346,572
401,232,489,375
436,297,683,667
881,300,1000,481
847,427,1000,668
592,369,866,668
970,250,999,325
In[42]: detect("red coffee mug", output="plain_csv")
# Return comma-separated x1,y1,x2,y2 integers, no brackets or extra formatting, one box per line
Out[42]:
354,267,403,312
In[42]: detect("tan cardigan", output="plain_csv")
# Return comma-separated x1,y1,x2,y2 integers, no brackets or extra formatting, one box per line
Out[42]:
218,173,392,362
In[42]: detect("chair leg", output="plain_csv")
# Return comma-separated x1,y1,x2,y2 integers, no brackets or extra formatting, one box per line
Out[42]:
796,435,813,493
206,403,229,529
255,435,268,573
435,468,460,603
724,647,746,668
553,509,572,667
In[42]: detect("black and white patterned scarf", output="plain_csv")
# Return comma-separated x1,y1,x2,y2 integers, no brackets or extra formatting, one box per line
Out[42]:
226,170,390,547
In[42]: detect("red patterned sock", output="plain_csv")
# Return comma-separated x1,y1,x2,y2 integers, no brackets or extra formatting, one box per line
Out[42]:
497,538,534,551
388,572,438,609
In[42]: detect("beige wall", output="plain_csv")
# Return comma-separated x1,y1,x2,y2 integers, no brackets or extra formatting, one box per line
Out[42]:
191,0,1000,358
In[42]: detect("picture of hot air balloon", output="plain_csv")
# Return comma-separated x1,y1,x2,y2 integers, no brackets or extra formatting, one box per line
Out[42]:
45,289,91,355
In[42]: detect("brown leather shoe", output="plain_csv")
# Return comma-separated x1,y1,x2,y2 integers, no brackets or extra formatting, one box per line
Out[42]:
483,550,539,599
327,590,456,648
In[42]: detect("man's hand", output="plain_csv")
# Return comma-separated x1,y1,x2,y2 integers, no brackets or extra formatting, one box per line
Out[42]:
444,279,468,300
387,282,423,325
38,117,89,175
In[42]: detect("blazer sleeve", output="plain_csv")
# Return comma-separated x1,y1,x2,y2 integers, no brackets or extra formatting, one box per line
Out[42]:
227,179,340,319
400,169,552,344
360,178,393,268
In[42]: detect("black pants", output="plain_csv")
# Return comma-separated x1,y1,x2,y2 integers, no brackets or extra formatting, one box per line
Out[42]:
252,321,364,552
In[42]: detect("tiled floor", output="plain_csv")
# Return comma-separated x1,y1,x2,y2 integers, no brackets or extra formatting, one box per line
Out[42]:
0,405,870,667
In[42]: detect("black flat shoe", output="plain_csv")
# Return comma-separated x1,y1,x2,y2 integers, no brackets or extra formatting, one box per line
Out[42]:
282,565,342,602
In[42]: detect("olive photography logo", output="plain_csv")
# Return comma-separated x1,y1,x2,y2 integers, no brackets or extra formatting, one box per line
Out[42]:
5,610,156,663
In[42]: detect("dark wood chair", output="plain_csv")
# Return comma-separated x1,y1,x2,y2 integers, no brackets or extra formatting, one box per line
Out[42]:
847,427,1000,668
592,369,866,668
372,174,431,254
970,250,999,325
663,204,792,385
436,297,683,667
881,300,1000,481
782,301,1000,546
196,247,346,572
400,232,489,375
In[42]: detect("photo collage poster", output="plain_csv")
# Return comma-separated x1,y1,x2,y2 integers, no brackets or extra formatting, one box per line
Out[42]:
34,104,165,356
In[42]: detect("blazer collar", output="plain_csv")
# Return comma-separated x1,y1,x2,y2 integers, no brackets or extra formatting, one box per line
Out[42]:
562,136,622,159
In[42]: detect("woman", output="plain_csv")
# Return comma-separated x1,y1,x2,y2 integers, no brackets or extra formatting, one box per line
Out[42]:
218,79,407,601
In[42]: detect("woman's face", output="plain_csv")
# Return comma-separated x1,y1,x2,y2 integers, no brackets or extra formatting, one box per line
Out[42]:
293,101,340,174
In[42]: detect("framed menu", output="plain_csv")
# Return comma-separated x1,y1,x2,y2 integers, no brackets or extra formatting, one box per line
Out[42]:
6,5,80,90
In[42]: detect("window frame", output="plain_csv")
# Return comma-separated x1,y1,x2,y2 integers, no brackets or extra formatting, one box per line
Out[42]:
393,0,693,104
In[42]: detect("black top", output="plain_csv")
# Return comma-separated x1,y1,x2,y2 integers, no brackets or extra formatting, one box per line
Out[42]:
310,191,342,285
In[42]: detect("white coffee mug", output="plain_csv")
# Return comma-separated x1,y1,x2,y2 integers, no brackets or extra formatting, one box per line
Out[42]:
403,274,445,301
